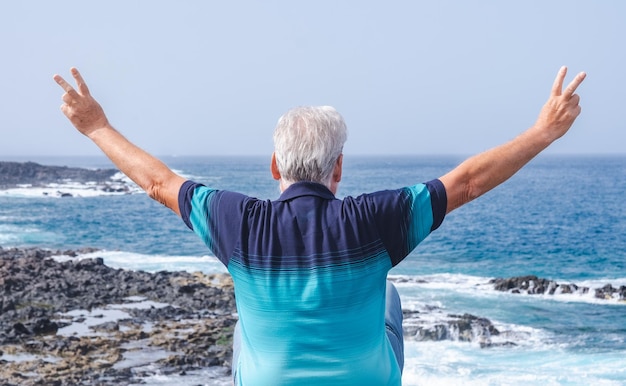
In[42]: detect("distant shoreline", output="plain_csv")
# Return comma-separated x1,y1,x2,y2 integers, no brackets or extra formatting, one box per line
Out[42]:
0,161,138,197
0,161,118,188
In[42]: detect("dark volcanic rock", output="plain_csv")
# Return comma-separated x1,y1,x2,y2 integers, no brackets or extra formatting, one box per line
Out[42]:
0,161,120,189
489,275,625,300
491,275,558,294
402,309,508,348
0,246,237,385
595,284,626,300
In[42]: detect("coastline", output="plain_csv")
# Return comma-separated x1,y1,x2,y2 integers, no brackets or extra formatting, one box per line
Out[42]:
0,161,139,197
0,247,237,385
3,247,623,384
1,159,624,384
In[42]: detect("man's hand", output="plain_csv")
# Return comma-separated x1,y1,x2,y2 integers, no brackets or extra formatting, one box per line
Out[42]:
53,67,109,137
533,66,586,142
52,67,186,215
440,66,586,214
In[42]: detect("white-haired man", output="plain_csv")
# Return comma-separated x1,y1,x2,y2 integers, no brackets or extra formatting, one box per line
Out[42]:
54,66,585,385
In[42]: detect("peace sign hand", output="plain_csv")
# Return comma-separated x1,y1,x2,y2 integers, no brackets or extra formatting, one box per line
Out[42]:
534,66,586,142
53,68,110,137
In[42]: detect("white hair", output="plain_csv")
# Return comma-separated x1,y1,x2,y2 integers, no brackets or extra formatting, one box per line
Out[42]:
273,106,348,186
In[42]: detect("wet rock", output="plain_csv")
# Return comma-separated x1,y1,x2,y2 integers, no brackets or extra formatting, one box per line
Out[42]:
30,318,59,335
595,284,626,300
12,323,31,336
403,310,503,347
91,321,120,333
0,247,237,385
489,275,622,299
491,275,557,294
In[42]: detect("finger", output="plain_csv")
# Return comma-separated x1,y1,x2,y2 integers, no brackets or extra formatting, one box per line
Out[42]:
71,67,91,96
563,72,587,99
551,66,567,96
53,74,75,93
62,92,74,105
569,93,580,105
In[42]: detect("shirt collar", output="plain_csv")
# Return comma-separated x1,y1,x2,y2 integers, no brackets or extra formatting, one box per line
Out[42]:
277,181,336,202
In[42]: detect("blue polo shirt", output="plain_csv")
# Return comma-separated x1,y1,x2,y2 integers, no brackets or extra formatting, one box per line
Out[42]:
179,180,446,385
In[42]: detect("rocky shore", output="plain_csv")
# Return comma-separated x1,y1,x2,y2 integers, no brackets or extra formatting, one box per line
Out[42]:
0,247,237,385
3,247,623,385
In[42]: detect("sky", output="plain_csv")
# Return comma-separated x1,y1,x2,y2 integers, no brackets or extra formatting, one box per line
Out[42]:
1,1,624,158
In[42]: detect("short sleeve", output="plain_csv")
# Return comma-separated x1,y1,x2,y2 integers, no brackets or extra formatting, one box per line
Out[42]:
373,179,447,266
178,180,219,256
424,179,447,231
178,180,253,266
179,180,205,230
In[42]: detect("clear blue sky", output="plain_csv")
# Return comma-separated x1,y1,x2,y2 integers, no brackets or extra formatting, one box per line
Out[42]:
1,1,624,157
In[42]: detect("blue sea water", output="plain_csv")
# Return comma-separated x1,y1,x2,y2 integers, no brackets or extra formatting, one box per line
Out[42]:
1,154,625,385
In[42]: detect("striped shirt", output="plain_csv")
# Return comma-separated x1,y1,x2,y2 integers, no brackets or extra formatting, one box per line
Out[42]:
179,180,447,385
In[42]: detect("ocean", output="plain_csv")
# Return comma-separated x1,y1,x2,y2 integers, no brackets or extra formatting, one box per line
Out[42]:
1,154,625,385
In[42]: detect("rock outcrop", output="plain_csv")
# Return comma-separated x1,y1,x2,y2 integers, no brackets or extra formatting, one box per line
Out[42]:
490,275,626,301
0,161,119,189
0,247,237,385
0,161,135,196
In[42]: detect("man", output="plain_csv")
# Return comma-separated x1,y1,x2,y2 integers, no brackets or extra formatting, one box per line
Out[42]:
54,66,585,385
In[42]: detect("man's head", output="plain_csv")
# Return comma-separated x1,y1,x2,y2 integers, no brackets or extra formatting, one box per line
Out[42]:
272,106,348,193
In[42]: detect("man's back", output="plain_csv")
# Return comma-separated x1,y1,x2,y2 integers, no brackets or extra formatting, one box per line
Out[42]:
180,180,446,385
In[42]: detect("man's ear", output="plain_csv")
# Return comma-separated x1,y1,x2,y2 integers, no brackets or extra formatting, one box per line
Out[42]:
271,152,281,180
333,154,343,183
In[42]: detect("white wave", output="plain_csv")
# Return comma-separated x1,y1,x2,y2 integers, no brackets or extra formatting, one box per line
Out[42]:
400,296,551,349
390,272,626,306
52,250,227,274
0,173,143,198
170,168,215,183
391,272,493,291
0,168,217,198
401,340,626,386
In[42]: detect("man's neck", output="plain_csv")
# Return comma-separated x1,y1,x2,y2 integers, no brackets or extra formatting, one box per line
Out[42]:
280,179,337,195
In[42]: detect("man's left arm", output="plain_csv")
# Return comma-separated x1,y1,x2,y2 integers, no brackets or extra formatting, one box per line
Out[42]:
439,66,586,214
54,68,186,215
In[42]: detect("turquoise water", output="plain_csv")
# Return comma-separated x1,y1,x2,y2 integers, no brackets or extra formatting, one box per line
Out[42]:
1,155,625,385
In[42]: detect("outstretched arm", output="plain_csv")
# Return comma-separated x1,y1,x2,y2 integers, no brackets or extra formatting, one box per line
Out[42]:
54,68,186,216
439,66,586,214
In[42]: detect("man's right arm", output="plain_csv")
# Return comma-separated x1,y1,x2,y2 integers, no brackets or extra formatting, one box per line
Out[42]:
54,68,186,216
439,66,586,214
